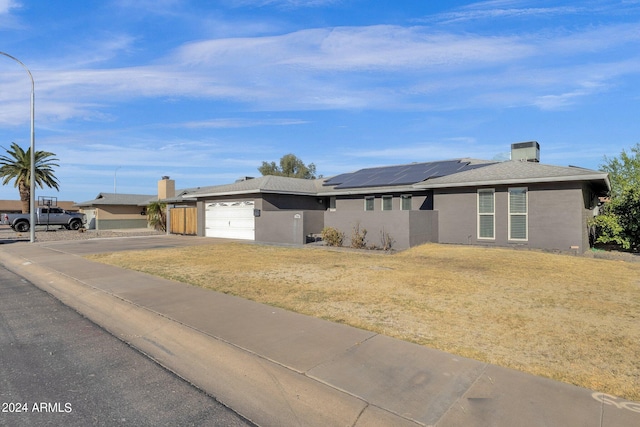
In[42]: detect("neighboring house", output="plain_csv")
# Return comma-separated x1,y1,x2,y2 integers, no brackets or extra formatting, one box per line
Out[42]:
75,193,153,230
0,200,80,214
166,142,610,253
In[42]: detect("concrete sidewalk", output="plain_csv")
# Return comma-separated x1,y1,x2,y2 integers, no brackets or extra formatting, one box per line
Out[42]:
1,235,638,426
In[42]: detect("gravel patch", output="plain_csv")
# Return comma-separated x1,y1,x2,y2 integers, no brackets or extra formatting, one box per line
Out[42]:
0,226,165,243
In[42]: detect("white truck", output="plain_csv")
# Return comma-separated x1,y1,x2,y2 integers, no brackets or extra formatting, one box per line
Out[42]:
2,207,86,232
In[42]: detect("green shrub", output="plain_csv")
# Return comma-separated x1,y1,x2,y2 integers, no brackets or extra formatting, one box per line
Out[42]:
590,186,640,252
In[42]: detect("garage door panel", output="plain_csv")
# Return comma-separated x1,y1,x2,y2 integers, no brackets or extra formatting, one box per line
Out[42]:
205,201,255,240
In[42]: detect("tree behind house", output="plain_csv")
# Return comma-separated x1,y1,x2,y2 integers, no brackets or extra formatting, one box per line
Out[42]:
601,143,640,199
258,153,317,179
591,143,640,252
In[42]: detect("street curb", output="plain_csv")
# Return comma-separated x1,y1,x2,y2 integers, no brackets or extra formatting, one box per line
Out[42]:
0,250,420,427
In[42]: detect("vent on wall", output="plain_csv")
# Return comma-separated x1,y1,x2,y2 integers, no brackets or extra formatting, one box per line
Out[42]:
511,141,540,163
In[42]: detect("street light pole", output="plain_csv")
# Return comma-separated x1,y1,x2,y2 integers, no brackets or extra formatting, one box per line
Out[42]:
0,51,36,243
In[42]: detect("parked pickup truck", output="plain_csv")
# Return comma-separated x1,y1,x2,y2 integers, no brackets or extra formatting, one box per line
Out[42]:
2,207,86,232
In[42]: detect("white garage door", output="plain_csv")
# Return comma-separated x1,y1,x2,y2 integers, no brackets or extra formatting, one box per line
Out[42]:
205,200,255,240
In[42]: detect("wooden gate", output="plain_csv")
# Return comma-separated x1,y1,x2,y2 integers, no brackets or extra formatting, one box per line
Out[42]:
170,207,197,235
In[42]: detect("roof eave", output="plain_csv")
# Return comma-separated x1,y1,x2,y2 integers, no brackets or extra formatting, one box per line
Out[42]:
416,173,611,192
183,189,318,199
161,197,195,203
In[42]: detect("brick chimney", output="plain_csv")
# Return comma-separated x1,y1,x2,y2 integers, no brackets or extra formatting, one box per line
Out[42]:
158,176,175,200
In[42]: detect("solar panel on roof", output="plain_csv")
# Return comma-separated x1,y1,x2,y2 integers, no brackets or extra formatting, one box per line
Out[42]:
323,160,494,189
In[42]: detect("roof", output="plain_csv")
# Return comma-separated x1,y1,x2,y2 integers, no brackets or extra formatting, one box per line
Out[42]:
182,175,324,199
82,159,611,204
323,159,495,189
180,160,610,199
75,193,155,207
414,161,611,194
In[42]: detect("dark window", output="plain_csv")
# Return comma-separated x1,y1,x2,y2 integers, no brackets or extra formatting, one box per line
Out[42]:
382,195,393,211
364,196,374,211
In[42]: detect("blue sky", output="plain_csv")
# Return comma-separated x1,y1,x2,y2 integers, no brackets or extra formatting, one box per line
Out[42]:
1,0,639,203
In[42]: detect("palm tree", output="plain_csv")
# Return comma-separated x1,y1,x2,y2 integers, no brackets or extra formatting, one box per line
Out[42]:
146,201,167,232
0,142,60,213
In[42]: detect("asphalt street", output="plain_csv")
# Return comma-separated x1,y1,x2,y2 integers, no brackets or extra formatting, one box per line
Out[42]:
0,265,254,427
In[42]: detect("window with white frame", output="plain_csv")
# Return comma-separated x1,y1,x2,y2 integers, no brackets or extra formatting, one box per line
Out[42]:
329,196,336,211
401,194,412,210
364,196,374,211
477,189,495,239
382,195,393,211
509,187,528,240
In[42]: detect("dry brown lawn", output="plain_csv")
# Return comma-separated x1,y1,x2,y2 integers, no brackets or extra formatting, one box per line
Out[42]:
86,242,640,401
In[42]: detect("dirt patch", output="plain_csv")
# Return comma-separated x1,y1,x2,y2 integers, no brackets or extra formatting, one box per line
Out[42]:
87,242,640,401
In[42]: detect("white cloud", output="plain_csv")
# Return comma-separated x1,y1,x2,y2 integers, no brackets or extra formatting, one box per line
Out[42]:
181,118,308,129
173,26,532,72
228,0,342,9
0,0,18,14
433,5,582,24
531,76,612,109
341,139,508,162
112,0,182,13
65,34,138,67
2,19,638,128
421,0,591,25
541,23,640,55
4,2,636,202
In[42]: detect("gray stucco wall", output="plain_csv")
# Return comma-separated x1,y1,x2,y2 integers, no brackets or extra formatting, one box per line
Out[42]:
434,182,593,252
409,210,439,247
333,193,430,211
255,210,325,244
322,192,435,249
324,210,438,250
196,200,205,237
528,183,585,251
